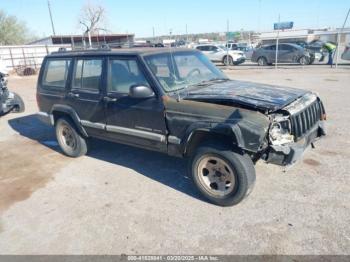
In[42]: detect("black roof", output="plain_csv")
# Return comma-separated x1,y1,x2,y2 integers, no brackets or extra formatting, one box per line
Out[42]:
48,47,196,57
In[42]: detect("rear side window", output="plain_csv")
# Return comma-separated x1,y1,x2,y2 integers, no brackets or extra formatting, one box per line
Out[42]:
42,59,71,88
73,59,103,91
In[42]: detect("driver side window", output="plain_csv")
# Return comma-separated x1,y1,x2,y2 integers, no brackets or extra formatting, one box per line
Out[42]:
108,58,149,94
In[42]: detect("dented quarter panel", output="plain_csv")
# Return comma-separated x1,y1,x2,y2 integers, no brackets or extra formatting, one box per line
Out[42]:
163,96,270,154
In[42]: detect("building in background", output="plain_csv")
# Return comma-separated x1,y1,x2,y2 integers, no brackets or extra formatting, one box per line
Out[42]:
258,28,350,46
28,34,135,48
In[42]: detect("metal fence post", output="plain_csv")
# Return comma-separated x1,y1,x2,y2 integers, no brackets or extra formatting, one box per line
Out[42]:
9,48,14,69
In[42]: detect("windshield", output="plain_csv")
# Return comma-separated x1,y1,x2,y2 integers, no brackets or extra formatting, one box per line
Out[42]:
144,51,228,92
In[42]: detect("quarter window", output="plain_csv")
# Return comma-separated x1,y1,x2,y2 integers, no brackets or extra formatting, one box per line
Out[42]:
108,59,149,93
42,59,71,88
73,59,103,90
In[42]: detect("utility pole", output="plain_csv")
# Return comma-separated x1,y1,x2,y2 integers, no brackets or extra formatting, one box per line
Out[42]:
226,19,229,67
47,0,56,36
275,14,280,69
335,7,350,68
152,27,155,43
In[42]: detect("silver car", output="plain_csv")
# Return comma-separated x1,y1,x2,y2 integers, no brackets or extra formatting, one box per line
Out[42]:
251,43,313,66
195,44,245,65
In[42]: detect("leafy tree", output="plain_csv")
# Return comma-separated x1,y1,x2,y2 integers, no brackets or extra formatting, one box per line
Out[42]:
0,10,30,45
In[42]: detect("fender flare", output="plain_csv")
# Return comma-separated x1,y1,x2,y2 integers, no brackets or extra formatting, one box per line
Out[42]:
50,104,88,137
182,121,247,154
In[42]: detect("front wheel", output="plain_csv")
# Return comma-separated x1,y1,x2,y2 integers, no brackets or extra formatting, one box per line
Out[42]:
299,56,310,65
55,117,88,157
223,55,234,66
257,57,268,66
189,143,256,206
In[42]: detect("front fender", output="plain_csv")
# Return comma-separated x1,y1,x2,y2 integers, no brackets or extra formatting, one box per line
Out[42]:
182,119,269,154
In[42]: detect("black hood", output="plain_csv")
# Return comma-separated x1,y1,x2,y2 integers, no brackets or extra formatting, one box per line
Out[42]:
183,80,309,112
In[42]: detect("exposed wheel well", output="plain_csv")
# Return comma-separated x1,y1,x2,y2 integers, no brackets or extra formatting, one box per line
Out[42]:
185,130,238,157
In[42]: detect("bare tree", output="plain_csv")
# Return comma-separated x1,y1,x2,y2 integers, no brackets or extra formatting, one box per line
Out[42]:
79,2,106,34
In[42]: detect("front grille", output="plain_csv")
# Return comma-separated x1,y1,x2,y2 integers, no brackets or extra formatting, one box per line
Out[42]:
290,100,323,140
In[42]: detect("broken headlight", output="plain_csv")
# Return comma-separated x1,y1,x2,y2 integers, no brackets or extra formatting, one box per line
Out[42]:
269,115,294,146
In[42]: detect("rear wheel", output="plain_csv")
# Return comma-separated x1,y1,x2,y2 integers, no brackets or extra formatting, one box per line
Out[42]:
55,117,88,157
189,142,256,206
257,57,268,66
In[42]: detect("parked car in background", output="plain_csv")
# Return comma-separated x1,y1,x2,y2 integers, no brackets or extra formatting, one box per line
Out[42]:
251,43,314,66
225,43,254,60
226,42,239,50
293,40,327,63
237,46,254,60
196,44,245,65
341,44,350,60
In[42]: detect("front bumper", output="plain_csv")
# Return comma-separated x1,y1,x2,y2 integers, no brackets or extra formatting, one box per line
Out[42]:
264,121,326,166
234,57,246,64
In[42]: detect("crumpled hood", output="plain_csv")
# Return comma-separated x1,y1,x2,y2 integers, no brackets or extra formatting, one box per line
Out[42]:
184,80,309,112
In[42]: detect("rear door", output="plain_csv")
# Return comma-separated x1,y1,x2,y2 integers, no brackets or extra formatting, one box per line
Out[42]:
103,56,167,152
206,45,221,61
67,56,106,136
278,44,293,63
266,45,276,62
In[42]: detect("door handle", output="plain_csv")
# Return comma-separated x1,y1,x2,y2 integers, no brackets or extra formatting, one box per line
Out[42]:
67,92,79,98
103,96,117,102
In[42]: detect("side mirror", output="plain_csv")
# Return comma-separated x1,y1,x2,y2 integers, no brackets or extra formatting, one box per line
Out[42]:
129,85,155,99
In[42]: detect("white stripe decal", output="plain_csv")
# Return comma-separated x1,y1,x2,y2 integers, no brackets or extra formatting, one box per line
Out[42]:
106,125,166,142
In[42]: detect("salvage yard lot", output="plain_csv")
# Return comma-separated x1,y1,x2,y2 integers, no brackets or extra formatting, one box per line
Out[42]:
0,65,349,254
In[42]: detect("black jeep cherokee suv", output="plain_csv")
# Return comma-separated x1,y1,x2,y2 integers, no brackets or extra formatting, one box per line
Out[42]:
37,48,326,206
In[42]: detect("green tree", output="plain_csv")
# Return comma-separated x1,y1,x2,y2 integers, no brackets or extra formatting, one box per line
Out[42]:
0,10,30,45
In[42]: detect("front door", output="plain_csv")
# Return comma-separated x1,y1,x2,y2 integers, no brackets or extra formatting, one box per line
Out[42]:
103,56,167,152
67,57,106,137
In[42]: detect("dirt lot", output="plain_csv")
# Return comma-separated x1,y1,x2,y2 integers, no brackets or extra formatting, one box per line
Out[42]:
0,65,349,254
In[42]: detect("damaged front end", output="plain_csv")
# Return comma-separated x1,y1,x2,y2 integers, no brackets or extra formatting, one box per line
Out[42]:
0,73,25,117
262,93,326,166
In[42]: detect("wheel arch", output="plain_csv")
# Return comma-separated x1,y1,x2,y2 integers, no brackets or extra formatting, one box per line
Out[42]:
51,104,88,137
183,124,247,157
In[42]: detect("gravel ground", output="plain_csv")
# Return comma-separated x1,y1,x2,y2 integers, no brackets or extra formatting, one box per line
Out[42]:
0,65,349,255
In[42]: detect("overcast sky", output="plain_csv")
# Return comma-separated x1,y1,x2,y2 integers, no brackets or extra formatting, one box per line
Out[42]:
2,0,350,38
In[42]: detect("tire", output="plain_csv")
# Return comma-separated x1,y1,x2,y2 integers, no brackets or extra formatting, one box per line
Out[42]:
299,56,309,65
55,117,88,157
12,92,25,113
223,55,234,66
257,57,268,66
189,142,256,206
